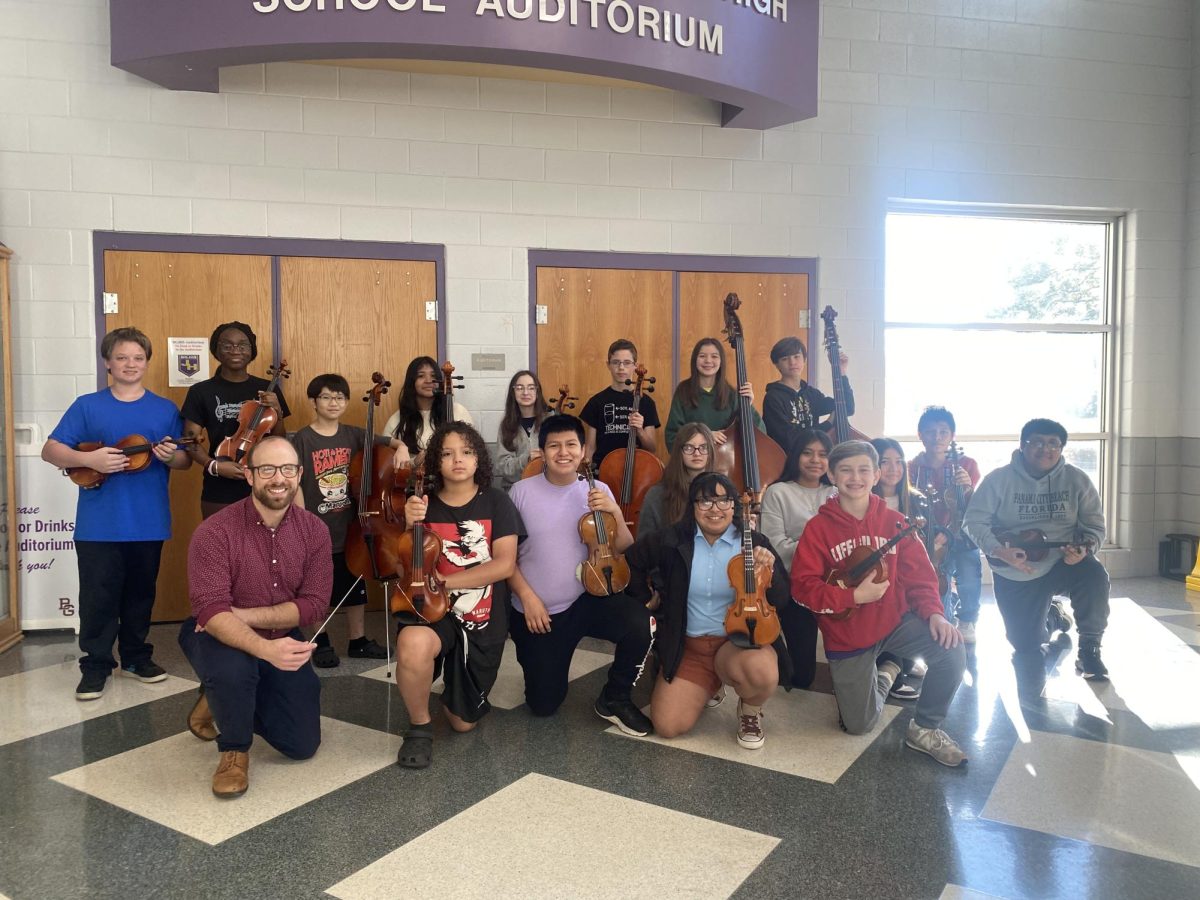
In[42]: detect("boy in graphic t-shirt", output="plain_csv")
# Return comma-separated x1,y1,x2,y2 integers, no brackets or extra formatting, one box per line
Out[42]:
291,374,403,668
580,339,660,467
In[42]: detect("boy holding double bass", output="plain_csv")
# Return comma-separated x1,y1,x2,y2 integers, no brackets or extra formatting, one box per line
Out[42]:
42,327,191,701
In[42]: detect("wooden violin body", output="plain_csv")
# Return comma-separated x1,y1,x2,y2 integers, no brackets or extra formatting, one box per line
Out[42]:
596,365,663,535
823,517,926,620
723,495,780,647
214,360,291,463
65,435,199,489
579,464,631,596
987,529,1095,567
391,467,451,623
345,373,407,584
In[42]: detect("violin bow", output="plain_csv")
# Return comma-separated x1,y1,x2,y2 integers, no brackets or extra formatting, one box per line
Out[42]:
308,573,366,645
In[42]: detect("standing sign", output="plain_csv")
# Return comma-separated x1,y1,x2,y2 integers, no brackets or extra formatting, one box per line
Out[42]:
15,457,80,632
168,337,210,389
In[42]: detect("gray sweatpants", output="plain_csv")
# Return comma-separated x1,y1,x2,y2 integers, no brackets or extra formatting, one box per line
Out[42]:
827,613,966,734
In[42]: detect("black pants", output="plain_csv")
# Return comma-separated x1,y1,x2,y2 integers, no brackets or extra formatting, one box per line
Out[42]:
993,556,1110,669
509,591,655,716
179,620,321,757
75,540,163,674
777,600,818,688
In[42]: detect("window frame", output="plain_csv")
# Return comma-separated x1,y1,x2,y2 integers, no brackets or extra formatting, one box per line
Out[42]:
884,201,1124,546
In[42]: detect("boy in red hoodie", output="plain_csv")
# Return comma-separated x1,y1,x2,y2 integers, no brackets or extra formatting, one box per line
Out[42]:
792,440,968,767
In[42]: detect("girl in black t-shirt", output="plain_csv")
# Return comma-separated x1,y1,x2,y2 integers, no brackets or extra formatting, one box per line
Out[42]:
182,321,290,519
394,422,522,769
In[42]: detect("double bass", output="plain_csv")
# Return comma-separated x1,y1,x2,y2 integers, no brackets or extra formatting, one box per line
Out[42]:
521,385,577,479
723,493,781,648
715,294,786,503
214,360,291,463
390,464,451,623
597,365,664,535
819,307,869,443
345,373,406,584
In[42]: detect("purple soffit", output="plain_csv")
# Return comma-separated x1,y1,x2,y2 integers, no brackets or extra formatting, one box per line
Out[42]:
109,0,817,130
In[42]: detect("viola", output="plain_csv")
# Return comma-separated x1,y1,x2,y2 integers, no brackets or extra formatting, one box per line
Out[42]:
823,517,926,620
723,493,781,648
597,365,664,536
714,293,786,504
214,360,291,464
578,462,631,596
819,307,869,444
521,384,577,479
986,529,1096,568
391,464,451,623
345,373,407,584
64,435,199,489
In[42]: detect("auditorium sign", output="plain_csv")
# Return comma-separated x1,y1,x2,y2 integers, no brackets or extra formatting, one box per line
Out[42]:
109,0,817,129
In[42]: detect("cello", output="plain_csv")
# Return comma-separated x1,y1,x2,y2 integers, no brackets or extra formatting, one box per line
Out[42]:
521,385,577,479
214,360,291,463
715,294,786,504
597,365,664,536
390,463,451,623
819,307,869,444
723,493,781,648
578,462,631,596
345,373,406,584
437,360,465,424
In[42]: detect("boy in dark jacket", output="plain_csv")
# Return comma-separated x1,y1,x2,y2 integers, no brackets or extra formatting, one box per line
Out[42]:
762,336,854,453
792,440,968,767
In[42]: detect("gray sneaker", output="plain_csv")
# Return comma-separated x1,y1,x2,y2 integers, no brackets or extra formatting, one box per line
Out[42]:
736,701,765,750
905,721,968,767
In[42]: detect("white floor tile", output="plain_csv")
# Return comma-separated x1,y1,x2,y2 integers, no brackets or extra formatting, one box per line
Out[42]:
0,662,197,747
606,688,901,784
358,643,611,710
981,729,1200,869
52,717,400,845
325,772,779,900
939,886,1011,900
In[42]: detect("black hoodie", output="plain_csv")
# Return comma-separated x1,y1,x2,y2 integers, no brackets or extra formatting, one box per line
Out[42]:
762,378,854,451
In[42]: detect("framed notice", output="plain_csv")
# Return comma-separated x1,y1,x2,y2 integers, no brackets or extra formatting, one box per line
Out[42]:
167,337,209,388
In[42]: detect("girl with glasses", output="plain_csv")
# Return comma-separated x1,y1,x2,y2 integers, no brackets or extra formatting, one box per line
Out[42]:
637,422,717,537
494,370,551,490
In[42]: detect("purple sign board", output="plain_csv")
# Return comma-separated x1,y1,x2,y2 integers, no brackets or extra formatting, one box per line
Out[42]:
110,0,817,129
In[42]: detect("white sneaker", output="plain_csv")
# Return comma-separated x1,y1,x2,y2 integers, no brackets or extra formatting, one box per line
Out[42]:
705,686,726,709
736,701,765,750
905,720,968,767
958,621,977,644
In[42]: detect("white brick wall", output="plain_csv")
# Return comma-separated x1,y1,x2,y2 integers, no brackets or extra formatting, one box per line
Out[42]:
0,0,1192,574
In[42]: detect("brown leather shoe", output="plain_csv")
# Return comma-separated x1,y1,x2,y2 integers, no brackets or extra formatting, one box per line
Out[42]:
188,690,218,742
212,750,249,798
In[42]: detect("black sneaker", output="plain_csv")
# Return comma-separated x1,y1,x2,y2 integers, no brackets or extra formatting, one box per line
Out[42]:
75,670,108,701
122,661,167,683
1046,599,1073,637
1075,642,1109,681
348,638,388,660
595,692,653,737
313,645,340,668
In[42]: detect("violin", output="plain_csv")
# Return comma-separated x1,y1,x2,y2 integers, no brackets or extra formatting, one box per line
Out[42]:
723,493,781,648
214,360,291,464
819,307,869,444
986,529,1096,568
521,384,577,479
715,294,786,504
597,364,664,536
578,462,631,596
64,435,199,489
934,441,969,533
390,464,451,623
345,373,407,584
823,517,927,620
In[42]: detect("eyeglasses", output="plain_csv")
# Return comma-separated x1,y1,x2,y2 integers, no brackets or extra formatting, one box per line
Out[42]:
1024,440,1063,452
316,394,347,403
694,497,735,511
217,341,251,353
680,444,710,456
608,360,636,369
249,464,300,478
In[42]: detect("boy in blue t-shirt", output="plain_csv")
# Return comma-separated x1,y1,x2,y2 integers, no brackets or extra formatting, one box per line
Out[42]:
42,327,191,701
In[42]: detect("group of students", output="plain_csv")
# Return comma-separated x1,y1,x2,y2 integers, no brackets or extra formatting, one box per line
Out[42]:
44,322,1112,795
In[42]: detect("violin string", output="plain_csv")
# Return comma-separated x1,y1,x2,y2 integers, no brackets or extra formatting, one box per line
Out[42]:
309,574,365,644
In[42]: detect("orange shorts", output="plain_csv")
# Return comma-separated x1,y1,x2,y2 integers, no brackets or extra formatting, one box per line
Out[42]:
674,635,727,696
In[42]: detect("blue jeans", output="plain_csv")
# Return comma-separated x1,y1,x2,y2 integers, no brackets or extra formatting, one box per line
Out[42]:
941,539,982,624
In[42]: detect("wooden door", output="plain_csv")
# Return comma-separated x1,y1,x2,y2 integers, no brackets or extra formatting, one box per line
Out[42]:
677,272,810,426
279,256,438,611
103,251,274,621
535,267,673,458
278,257,438,431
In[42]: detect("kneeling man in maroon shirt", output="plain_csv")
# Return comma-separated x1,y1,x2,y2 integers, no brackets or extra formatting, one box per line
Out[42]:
179,436,333,798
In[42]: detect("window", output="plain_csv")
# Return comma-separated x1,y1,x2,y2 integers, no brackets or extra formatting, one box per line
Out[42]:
884,207,1121,534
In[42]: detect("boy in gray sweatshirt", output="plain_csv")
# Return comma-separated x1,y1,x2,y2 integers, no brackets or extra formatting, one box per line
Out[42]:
964,418,1109,691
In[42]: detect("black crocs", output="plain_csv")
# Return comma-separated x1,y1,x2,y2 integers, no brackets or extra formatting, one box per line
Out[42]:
397,726,433,769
